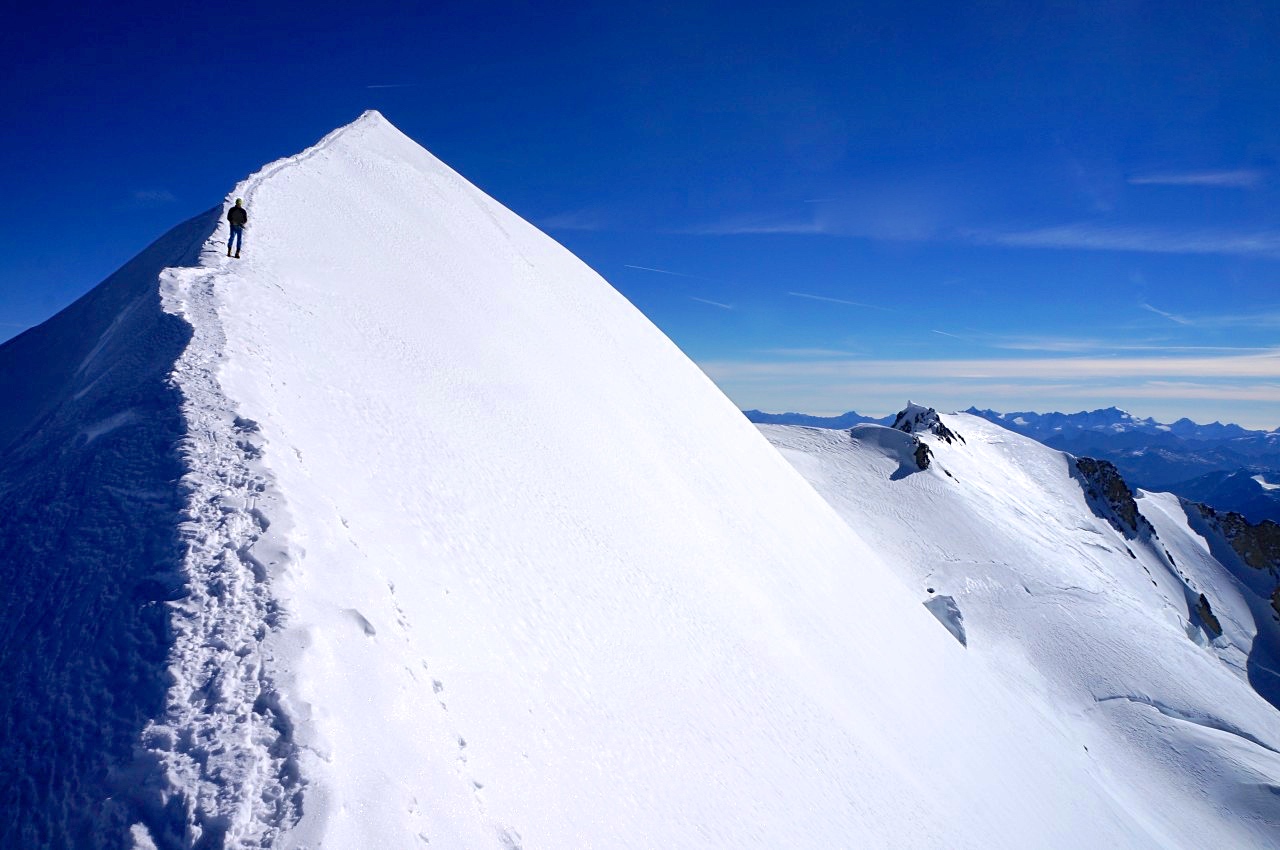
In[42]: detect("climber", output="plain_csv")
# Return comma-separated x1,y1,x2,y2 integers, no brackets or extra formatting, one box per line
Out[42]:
227,199,247,258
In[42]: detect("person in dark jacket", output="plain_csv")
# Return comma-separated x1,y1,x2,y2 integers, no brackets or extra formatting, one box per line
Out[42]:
227,198,247,258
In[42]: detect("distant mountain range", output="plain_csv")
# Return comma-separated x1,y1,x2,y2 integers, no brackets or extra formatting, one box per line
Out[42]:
741,409,892,429
744,405,1280,524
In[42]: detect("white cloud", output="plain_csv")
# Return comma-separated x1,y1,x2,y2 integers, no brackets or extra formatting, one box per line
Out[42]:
707,369,1280,430
965,223,1280,258
989,335,1271,354
1128,169,1265,189
702,350,1280,382
760,347,864,357
1132,306,1280,330
685,207,1280,261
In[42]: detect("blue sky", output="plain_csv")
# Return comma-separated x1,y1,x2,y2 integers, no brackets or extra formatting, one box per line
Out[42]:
3,0,1278,427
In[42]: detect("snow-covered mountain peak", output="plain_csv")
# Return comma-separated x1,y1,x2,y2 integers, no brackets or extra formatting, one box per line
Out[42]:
321,107,400,143
6,114,1280,848
890,400,964,444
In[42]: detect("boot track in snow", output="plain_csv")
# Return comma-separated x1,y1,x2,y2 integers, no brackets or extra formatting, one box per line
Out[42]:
130,124,359,848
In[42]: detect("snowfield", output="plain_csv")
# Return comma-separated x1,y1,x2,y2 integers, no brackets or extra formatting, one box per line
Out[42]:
2,111,1278,848
763,411,1280,848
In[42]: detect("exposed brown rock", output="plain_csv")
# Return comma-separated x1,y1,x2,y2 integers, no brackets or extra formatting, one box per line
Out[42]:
1196,593,1223,637
913,440,933,471
1075,457,1148,537
892,403,965,445
1194,503,1280,572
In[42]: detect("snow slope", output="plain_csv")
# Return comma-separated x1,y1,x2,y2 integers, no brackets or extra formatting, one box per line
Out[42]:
2,111,1268,848
763,412,1280,848
0,206,217,847
173,111,1157,849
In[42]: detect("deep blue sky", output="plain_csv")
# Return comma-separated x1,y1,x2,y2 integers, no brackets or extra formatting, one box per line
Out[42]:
3,0,1278,427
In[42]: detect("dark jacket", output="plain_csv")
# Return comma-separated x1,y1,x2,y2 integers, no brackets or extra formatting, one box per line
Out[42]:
227,206,248,227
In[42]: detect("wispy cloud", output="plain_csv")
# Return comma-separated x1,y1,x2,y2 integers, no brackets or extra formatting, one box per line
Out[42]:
1132,306,1280,330
690,296,734,310
1140,302,1193,325
988,335,1115,352
966,223,1280,259
1081,381,1280,402
1128,169,1265,189
700,353,1280,428
787,292,895,312
761,347,864,357
931,330,964,339
989,334,1271,354
703,349,1280,381
684,201,1280,262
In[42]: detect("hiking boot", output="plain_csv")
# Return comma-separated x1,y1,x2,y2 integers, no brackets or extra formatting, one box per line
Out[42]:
234,252,241,259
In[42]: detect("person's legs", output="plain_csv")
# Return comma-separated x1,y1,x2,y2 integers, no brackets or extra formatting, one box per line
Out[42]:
229,226,243,254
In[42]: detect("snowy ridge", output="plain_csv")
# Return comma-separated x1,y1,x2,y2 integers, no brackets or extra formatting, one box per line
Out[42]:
169,112,1165,847
135,116,383,846
6,112,1278,847
142,262,298,847
764,412,1280,847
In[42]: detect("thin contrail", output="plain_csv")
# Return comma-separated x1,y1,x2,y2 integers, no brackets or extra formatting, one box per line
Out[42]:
1140,302,1193,325
788,292,895,312
690,297,734,310
624,264,716,281
365,83,421,89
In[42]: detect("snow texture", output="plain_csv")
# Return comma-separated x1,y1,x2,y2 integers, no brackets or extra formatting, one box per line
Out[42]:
765,414,1280,848
3,111,1277,848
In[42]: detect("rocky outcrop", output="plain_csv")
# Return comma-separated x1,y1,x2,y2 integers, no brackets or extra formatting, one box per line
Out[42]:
1192,504,1280,620
892,402,964,445
1195,504,1280,572
1196,593,1223,637
1074,457,1151,538
913,440,933,471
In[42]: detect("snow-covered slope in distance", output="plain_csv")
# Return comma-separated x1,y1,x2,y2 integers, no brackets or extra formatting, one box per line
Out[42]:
763,411,1280,848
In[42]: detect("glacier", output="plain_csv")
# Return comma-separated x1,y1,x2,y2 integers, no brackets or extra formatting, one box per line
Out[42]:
1,111,1277,848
